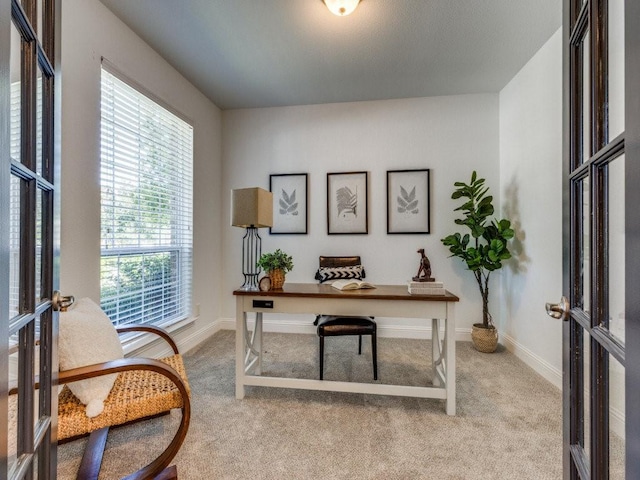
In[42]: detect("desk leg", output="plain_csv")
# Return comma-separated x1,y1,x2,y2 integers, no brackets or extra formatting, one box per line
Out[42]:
235,297,246,399
432,318,441,387
255,312,263,375
445,302,456,415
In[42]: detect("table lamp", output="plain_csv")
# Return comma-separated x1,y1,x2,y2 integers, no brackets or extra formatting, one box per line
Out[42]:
231,187,273,291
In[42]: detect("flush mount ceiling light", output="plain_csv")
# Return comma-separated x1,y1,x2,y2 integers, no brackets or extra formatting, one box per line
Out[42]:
323,0,361,16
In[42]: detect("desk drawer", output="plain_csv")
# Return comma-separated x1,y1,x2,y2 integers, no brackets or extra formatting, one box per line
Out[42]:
252,299,274,309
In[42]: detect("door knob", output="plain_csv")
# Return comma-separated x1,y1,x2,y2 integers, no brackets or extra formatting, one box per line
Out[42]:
52,291,75,312
545,296,570,321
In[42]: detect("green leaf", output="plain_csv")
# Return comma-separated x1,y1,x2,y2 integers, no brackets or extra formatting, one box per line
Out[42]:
443,171,516,297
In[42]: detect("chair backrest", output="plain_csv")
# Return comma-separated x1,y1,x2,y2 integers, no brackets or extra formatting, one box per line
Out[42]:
319,256,361,268
315,256,366,283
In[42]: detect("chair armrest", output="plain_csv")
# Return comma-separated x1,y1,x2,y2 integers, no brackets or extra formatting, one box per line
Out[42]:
116,324,180,355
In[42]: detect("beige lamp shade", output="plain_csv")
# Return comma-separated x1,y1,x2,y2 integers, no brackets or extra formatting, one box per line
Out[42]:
231,187,273,228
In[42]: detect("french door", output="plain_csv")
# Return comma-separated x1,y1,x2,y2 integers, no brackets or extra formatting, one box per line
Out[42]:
559,0,639,477
1,0,61,478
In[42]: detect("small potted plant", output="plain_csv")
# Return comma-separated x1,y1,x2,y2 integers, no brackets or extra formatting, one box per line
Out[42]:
257,249,294,289
441,171,514,353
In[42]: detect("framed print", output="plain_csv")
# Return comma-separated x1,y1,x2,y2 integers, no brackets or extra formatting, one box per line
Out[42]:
327,171,368,234
387,169,430,234
269,173,308,234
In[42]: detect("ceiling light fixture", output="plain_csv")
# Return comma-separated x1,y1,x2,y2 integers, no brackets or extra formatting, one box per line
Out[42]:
323,0,361,16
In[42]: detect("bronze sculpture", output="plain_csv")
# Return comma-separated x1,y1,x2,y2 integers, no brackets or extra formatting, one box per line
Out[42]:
413,248,435,282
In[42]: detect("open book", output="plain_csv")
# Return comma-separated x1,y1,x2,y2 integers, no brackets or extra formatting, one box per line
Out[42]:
331,279,376,291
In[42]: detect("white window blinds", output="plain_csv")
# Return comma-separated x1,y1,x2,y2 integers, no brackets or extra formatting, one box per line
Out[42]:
100,66,193,327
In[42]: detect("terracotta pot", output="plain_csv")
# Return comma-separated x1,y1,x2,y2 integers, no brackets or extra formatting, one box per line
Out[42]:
471,324,498,353
268,269,286,289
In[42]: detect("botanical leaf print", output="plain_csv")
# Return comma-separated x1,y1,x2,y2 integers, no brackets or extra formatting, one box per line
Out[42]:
279,189,299,216
336,186,357,217
397,185,419,214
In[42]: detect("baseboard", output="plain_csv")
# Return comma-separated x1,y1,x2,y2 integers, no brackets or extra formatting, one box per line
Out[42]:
175,319,222,354
128,317,221,358
217,317,472,342
501,332,562,389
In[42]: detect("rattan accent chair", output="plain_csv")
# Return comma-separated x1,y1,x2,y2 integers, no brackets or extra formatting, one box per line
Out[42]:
314,256,378,381
57,324,191,480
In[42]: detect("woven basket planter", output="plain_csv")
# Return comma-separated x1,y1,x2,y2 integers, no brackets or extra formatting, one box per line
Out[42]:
268,269,286,289
471,324,498,353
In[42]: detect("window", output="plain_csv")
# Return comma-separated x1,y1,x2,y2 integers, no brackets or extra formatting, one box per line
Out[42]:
100,66,193,327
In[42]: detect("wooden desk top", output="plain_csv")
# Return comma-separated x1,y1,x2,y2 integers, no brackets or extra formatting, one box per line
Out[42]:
233,283,459,302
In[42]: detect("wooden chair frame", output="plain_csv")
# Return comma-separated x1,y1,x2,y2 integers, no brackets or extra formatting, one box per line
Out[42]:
20,325,193,480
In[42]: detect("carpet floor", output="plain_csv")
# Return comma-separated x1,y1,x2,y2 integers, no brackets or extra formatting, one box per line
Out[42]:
58,330,565,479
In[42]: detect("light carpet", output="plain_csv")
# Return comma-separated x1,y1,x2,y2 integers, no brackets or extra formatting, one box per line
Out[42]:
58,330,564,479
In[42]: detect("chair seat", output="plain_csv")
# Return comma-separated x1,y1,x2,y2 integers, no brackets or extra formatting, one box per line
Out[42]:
58,354,190,442
317,315,376,336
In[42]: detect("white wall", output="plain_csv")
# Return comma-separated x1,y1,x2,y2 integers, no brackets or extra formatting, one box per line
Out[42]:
60,0,223,352
498,28,563,387
221,95,500,337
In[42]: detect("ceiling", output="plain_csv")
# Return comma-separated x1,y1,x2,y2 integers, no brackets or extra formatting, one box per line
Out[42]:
98,0,562,110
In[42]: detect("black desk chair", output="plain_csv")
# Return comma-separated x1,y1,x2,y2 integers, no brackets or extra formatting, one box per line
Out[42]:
314,256,378,381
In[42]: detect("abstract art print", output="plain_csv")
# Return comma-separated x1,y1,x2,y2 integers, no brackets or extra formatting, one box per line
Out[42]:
270,173,308,234
387,169,430,234
327,171,368,234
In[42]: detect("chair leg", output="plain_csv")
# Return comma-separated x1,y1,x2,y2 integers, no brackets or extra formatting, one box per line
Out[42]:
319,335,324,380
77,426,109,480
358,335,362,354
372,333,378,380
154,465,178,479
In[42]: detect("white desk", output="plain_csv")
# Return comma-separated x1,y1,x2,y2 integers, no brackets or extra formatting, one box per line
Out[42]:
234,283,459,415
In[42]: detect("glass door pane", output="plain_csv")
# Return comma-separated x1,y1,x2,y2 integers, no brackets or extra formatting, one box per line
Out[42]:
36,65,43,177
36,189,43,303
609,353,625,479
9,175,21,318
36,0,44,43
9,22,21,164
583,329,591,460
582,32,591,164
607,155,625,343
608,0,624,140
8,348,19,472
581,176,591,314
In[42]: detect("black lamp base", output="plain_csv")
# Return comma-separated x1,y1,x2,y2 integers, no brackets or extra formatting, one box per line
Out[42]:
239,275,260,291
240,226,261,291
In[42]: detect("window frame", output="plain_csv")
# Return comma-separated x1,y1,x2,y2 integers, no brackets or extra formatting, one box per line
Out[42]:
99,62,194,330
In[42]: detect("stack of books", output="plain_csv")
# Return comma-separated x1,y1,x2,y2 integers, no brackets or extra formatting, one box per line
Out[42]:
408,281,445,295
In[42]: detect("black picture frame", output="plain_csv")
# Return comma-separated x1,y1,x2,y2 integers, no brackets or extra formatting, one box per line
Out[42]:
327,171,368,234
387,169,431,234
269,173,308,234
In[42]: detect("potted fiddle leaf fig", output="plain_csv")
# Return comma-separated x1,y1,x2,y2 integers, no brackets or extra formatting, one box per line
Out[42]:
257,249,294,290
441,171,514,353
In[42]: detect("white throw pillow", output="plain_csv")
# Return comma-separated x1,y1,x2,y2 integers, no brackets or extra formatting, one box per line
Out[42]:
59,297,124,418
